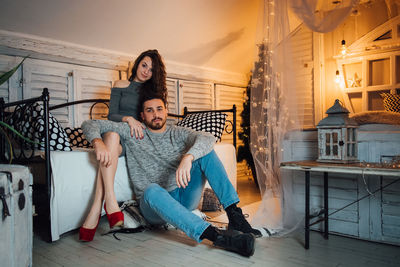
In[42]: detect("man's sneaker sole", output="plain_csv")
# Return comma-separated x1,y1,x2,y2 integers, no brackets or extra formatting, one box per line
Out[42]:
241,233,255,257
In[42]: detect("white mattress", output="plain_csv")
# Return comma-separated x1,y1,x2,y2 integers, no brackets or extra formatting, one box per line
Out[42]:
49,143,236,241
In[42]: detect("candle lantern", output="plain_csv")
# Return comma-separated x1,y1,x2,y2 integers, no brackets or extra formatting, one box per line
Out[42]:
317,99,358,163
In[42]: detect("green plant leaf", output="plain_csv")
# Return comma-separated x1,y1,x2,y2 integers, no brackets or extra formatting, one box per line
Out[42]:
0,55,29,87
0,121,42,145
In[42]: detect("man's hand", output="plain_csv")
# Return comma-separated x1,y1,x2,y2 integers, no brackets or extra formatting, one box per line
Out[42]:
176,154,194,188
92,138,111,167
122,116,145,139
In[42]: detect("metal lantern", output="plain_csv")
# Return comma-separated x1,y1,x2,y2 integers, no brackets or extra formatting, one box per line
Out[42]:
317,99,358,163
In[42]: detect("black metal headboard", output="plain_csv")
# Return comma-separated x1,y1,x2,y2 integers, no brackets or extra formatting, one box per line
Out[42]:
186,106,236,149
50,99,237,149
0,89,237,161
49,99,110,120
168,106,237,149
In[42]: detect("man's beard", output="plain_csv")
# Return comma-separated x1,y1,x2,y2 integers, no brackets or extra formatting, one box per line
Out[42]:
145,117,166,130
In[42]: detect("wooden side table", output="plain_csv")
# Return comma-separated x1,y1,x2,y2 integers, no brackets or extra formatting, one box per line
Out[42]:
280,160,400,249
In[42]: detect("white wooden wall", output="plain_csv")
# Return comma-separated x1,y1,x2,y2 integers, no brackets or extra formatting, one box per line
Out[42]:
0,54,248,179
0,55,23,103
288,25,315,129
166,78,179,115
4,57,121,128
178,80,214,112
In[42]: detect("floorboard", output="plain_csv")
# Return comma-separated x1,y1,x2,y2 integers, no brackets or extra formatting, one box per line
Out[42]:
32,176,400,266
33,227,400,267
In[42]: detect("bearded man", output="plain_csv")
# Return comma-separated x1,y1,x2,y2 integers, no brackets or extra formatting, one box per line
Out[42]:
81,91,261,257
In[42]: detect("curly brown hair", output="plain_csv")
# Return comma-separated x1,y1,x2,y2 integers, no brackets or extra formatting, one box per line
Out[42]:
129,49,167,100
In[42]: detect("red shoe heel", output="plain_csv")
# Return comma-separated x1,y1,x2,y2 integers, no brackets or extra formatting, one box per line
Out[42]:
104,203,124,228
79,216,100,242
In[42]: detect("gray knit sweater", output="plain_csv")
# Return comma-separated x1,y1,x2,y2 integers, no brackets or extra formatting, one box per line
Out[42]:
81,120,215,198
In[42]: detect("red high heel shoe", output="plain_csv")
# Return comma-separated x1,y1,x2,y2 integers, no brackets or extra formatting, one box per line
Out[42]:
79,216,101,242
104,203,124,228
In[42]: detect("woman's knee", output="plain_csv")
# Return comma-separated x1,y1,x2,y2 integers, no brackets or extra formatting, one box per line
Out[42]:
102,132,122,155
103,131,120,144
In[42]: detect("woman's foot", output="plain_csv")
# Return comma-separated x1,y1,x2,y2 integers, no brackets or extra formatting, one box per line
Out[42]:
79,216,101,242
81,203,103,229
104,203,124,228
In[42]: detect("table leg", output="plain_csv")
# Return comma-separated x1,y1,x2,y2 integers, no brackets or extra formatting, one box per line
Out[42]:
324,172,329,239
305,170,310,249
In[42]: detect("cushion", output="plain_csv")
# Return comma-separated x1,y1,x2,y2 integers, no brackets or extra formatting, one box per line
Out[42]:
8,102,72,151
176,112,227,142
64,127,91,148
350,111,400,126
381,93,400,113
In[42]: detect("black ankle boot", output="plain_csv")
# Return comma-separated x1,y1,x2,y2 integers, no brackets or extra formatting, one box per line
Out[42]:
226,205,262,237
213,229,255,257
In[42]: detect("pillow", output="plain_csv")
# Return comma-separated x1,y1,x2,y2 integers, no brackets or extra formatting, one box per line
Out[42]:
381,93,400,113
8,102,72,151
64,127,92,148
176,112,227,142
350,111,400,125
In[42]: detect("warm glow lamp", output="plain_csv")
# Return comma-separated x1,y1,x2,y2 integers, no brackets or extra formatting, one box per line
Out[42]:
335,70,340,84
340,39,347,57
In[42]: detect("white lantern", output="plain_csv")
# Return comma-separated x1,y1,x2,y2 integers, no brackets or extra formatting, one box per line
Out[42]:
317,99,358,163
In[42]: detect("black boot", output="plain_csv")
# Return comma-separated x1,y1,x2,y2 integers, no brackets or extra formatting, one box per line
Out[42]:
213,229,255,257
226,205,262,237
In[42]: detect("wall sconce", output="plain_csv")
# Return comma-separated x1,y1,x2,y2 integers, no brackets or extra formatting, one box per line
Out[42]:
340,39,347,57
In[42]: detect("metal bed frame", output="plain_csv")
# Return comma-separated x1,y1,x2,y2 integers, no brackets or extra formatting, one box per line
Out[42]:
0,87,237,241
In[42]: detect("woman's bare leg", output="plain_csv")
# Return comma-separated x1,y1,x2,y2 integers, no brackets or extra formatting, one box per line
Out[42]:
81,131,122,228
81,170,104,228
100,132,123,214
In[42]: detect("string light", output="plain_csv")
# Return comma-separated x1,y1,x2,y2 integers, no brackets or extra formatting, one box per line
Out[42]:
335,70,340,83
335,70,345,88
340,40,347,57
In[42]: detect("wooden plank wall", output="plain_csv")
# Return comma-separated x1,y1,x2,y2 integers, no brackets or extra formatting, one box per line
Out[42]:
287,24,315,129
0,54,249,183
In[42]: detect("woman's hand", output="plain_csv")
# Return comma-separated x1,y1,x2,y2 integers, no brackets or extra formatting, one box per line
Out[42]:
92,138,111,167
176,154,194,188
122,116,145,139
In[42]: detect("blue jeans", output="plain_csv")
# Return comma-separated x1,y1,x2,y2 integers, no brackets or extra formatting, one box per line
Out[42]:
139,150,239,242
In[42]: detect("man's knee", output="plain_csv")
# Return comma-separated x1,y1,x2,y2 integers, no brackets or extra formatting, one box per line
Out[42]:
206,150,220,161
195,150,217,165
143,183,163,202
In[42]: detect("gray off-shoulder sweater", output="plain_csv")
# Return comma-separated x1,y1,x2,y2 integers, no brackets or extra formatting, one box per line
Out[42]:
107,81,142,122
82,120,215,198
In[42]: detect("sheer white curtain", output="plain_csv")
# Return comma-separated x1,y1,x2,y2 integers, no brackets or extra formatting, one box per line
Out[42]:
250,0,358,234
289,0,360,33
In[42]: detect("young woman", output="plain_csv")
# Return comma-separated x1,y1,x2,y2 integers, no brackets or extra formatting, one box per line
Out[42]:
79,49,167,241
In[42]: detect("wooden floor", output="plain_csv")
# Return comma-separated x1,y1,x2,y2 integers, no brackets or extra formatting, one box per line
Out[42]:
33,176,400,266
